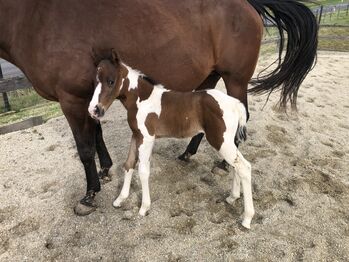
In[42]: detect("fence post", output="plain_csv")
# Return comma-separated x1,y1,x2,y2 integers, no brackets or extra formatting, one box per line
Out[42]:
0,63,12,112
318,6,324,25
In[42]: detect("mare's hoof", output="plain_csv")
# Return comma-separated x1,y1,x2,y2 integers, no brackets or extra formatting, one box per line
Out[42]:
211,160,230,175
74,190,97,216
99,168,112,184
178,152,192,162
74,202,97,216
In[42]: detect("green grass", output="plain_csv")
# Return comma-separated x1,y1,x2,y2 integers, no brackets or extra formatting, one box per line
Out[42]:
0,88,47,113
0,89,63,126
262,25,349,53
308,0,348,7
0,102,62,126
320,10,349,25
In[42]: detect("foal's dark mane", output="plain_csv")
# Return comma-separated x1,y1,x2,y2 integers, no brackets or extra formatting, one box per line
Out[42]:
140,75,158,86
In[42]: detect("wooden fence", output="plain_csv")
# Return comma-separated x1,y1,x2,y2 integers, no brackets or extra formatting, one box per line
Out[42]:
0,63,31,112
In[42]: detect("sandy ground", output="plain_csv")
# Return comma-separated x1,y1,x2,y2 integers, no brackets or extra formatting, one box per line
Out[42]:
0,51,348,262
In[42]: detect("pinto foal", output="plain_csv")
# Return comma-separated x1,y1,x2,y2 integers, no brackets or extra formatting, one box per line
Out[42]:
88,54,255,228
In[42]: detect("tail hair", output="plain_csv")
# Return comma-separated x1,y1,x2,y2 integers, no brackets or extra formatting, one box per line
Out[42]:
235,102,247,144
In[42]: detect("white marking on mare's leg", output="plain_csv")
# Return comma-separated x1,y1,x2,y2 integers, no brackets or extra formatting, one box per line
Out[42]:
137,139,155,216
113,169,134,207
88,83,102,117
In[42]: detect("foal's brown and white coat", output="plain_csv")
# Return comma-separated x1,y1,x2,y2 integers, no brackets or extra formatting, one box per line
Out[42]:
88,54,254,228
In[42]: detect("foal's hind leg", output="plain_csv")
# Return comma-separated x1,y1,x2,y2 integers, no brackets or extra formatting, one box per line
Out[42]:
220,142,254,229
96,122,113,183
178,72,221,162
113,134,138,208
226,172,241,204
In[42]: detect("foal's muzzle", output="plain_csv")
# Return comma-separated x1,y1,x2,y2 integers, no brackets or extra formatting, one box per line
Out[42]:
91,104,105,119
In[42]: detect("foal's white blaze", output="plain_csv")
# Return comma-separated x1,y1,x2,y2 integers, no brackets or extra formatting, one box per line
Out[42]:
88,82,102,118
123,64,142,90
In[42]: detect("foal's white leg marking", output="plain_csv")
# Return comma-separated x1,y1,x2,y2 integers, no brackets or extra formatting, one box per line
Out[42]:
138,138,155,216
226,169,241,204
207,89,253,228
88,82,102,116
235,151,254,229
220,144,254,228
113,169,134,207
135,86,166,216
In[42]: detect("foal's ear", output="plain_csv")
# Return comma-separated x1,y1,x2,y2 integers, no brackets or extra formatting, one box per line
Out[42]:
111,49,120,64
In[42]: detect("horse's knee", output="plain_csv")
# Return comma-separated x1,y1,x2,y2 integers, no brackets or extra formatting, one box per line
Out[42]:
77,145,95,164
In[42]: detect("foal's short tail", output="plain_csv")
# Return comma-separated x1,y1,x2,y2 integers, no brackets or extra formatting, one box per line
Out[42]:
235,102,247,144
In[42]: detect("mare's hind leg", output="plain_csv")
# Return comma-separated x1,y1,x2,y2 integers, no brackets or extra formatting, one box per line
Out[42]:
178,72,221,162
60,98,100,216
96,122,113,182
113,134,138,208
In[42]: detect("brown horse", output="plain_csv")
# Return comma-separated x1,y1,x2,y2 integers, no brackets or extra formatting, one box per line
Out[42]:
0,0,318,215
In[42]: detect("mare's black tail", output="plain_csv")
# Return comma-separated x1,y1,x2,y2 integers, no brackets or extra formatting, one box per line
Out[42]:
247,0,318,108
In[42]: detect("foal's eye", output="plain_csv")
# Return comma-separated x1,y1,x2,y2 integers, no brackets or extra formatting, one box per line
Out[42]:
107,80,115,87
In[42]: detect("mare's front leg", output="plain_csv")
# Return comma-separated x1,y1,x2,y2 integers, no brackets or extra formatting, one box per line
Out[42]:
138,137,155,216
113,134,138,207
60,98,100,216
96,122,113,182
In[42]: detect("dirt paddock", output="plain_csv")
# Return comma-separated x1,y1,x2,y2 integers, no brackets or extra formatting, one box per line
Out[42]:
0,51,348,261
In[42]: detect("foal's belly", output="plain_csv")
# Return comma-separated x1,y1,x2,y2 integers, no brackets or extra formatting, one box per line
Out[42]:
154,113,203,139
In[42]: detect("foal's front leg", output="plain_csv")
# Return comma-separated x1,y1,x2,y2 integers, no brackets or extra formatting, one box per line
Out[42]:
138,137,155,216
113,134,138,207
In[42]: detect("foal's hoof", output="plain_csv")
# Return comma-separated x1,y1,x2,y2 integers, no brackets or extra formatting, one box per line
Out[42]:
98,168,112,184
178,152,192,162
211,160,230,176
74,190,97,216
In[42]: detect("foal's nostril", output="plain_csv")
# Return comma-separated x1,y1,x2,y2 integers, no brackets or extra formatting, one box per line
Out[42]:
94,105,105,118
94,105,100,116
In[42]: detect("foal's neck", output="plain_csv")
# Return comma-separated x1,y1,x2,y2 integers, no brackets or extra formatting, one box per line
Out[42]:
120,64,161,109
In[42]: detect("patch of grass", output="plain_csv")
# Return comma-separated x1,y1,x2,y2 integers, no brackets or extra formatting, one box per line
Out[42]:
320,10,349,25
261,26,349,53
318,26,349,51
0,88,63,126
0,88,48,113
308,0,348,8
0,102,62,126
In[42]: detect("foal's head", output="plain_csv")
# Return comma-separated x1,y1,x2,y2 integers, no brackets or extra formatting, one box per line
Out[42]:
88,51,127,120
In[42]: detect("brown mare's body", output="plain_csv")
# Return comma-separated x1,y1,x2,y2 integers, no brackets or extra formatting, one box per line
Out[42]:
0,0,317,214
